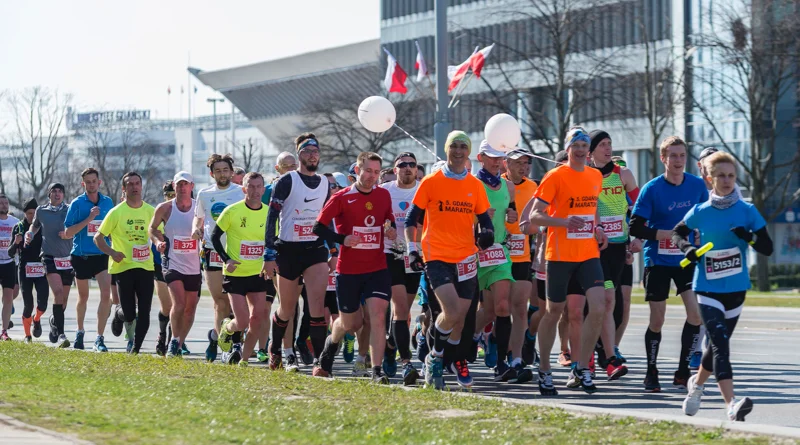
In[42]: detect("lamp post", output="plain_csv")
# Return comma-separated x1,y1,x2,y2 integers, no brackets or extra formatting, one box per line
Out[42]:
206,98,225,152
433,0,450,160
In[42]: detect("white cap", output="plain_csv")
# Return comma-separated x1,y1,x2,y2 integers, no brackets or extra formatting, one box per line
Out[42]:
478,140,506,158
173,171,194,184
331,172,349,188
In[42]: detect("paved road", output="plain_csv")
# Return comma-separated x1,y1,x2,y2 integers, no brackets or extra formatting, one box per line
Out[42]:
5,288,800,430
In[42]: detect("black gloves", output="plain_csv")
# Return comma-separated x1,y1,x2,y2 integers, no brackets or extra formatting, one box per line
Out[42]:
478,229,495,250
684,246,699,263
731,226,753,243
408,251,425,272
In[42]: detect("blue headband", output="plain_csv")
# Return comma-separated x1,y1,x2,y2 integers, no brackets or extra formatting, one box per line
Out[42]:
565,130,591,150
297,138,319,151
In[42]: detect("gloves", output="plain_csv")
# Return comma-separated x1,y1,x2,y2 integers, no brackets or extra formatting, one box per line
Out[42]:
408,251,425,272
684,246,699,263
477,229,495,250
731,226,753,243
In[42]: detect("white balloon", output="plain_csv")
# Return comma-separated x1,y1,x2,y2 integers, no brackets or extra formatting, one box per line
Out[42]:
484,113,521,153
358,96,396,133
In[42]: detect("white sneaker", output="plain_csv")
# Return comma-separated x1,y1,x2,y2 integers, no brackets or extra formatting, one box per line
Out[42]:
352,360,370,377
727,397,753,422
284,354,299,373
682,374,704,416
57,334,70,348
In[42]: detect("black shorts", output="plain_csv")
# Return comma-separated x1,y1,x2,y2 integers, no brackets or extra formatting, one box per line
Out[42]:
386,254,423,295
536,278,546,302
275,241,328,281
511,261,532,282
265,278,276,303
163,269,202,293
425,260,478,301
223,274,270,297
545,258,604,303
202,247,222,272
335,269,391,314
154,263,165,282
71,254,109,280
622,263,633,287
643,265,694,302
0,262,17,289
325,290,339,315
599,243,627,289
43,256,74,286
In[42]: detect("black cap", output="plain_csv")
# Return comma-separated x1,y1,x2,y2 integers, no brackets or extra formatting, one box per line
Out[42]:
348,163,357,176
554,150,568,163
394,152,416,163
589,130,610,153
698,147,719,161
23,198,38,212
48,183,65,194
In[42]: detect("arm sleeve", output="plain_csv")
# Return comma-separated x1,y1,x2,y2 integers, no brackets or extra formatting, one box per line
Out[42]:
477,211,494,232
751,226,773,256
210,225,230,263
672,221,694,253
405,204,424,229
313,221,345,245
265,174,292,249
629,214,659,240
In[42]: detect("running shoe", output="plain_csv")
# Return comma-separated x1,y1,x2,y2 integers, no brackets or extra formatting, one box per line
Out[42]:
74,331,85,350
352,360,370,378
411,316,421,350
566,368,582,389
365,353,372,368
168,338,181,357
225,343,243,365
237,361,249,367
48,316,58,344
673,370,690,391
727,397,753,422
285,354,299,373
683,374,704,416
537,370,558,396
0,330,9,341
181,343,191,356
312,364,330,378
205,329,218,362
256,349,268,362
424,353,444,390
605,356,628,381
342,333,355,363
23,336,32,344
467,338,479,363
644,367,661,393
483,334,497,368
614,346,627,364
156,333,167,356
295,339,313,366
382,345,398,378
449,359,472,388
589,353,596,379
578,367,597,394
494,361,515,382
402,362,419,386
126,339,134,353
93,336,108,353
33,318,42,338
689,350,702,371
218,319,234,353
269,351,282,370
416,332,429,362
7,320,12,329
372,367,389,384
522,334,536,366
57,334,70,349
558,350,572,367
509,362,533,384
111,306,123,337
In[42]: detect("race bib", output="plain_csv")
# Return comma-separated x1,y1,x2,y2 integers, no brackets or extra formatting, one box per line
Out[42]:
600,215,624,239
25,262,45,278
87,220,102,236
209,251,223,268
0,238,10,249
172,236,198,254
326,274,336,291
403,254,422,274
239,240,265,260
132,244,150,262
456,255,478,282
293,223,316,242
54,256,72,270
704,247,743,280
535,270,546,281
566,215,595,239
477,243,508,267
352,226,381,250
657,239,682,255
508,234,526,257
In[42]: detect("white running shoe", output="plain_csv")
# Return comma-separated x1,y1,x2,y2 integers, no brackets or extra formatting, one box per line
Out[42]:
682,374,704,416
727,397,753,422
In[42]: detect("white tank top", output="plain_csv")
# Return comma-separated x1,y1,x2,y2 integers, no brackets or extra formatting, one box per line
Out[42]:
380,181,418,254
164,199,200,275
278,171,327,243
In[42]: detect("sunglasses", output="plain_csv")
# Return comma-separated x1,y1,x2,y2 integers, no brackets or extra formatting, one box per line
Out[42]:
329,183,342,190
395,161,417,169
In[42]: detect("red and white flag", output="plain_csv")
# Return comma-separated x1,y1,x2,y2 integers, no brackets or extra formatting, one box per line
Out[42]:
414,40,429,82
383,48,408,94
447,46,479,93
470,43,495,78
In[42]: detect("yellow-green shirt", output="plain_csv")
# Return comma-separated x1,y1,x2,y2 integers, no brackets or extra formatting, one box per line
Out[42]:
215,200,268,277
98,201,156,274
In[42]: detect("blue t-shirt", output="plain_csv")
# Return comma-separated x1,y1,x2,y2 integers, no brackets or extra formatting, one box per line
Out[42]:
64,192,114,256
683,200,766,293
632,174,709,267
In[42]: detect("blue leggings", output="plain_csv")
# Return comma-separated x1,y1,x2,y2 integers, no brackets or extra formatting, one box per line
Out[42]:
697,291,746,382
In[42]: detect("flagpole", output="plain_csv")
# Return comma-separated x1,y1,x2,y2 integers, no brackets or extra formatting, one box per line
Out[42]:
167,88,171,120
448,71,474,108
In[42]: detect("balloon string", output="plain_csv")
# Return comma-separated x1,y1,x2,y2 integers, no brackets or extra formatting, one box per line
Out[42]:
393,124,442,162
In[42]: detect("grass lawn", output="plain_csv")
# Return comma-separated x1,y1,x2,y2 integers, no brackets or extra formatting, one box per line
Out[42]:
0,343,779,445
629,289,800,308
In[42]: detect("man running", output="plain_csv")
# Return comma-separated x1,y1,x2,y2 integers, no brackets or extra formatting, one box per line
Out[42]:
0,194,20,340
264,133,331,370
193,153,244,362
64,168,114,351
25,183,74,348
232,167,246,186
630,136,708,392
380,152,422,385
404,130,494,389
528,127,608,395
213,172,270,365
94,172,156,354
313,151,396,383
150,172,202,357
9,198,48,343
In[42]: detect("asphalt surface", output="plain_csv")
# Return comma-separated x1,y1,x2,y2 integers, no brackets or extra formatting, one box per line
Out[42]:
5,287,799,431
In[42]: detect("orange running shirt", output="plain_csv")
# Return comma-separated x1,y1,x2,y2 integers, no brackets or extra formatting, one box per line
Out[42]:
413,170,490,264
503,175,538,263
532,164,602,262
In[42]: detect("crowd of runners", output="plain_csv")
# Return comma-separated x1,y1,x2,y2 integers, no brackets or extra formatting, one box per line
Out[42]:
0,127,773,422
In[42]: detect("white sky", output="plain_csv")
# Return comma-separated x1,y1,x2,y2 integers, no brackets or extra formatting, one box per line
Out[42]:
0,0,379,127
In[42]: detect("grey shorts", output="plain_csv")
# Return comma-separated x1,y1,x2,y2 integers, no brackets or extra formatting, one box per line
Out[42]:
545,258,604,303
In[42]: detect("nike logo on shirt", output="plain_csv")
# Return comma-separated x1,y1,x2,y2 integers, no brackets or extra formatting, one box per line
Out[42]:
304,197,318,203
348,199,357,204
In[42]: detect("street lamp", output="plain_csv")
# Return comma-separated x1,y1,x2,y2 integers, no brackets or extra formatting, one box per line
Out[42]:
207,97,225,152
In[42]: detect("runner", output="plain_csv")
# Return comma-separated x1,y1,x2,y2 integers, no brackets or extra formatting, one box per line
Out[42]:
527,127,608,395
232,167,246,186
630,136,708,392
25,184,74,348
264,133,331,370
153,182,175,356
150,172,202,357
380,152,422,385
0,194,20,340
416,164,425,181
193,153,244,362
313,151,396,383
63,168,114,351
379,168,396,184
94,172,156,354
403,130,494,389
588,130,635,380
213,172,270,365
677,151,773,421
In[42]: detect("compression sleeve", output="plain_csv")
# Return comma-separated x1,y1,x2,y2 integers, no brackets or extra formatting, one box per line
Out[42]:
211,225,230,263
672,221,693,253
405,204,424,229
477,211,494,232
265,174,293,250
630,213,658,240
627,187,640,204
312,221,346,246
751,226,774,256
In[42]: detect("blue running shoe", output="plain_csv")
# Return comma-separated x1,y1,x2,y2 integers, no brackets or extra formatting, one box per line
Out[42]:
181,343,191,356
402,362,419,386
93,336,108,352
614,346,627,364
689,350,702,371
74,331,85,350
342,332,356,363
424,353,444,390
484,334,497,368
450,359,473,388
205,329,218,362
126,339,134,353
416,332,429,362
382,345,398,378
168,338,181,357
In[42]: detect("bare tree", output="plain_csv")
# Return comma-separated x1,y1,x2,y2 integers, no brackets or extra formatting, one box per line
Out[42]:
0,87,72,208
690,0,800,290
232,137,267,174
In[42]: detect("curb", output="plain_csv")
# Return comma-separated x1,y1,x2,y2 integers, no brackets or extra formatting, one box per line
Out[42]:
0,413,94,445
